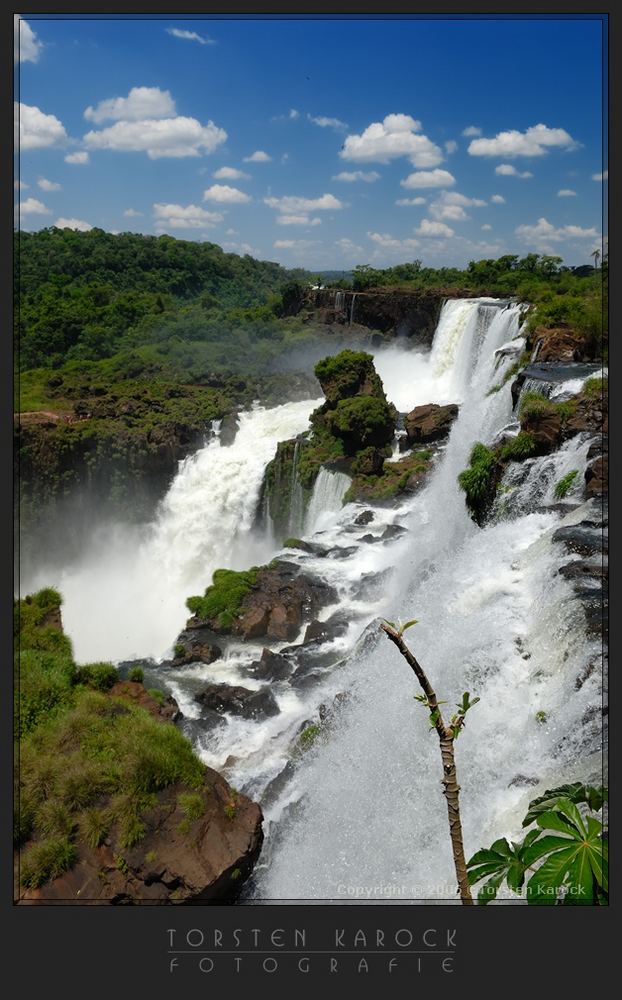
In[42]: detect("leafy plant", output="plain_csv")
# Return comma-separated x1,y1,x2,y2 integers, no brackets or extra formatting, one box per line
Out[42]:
467,784,608,905
554,469,579,499
499,432,538,462
128,666,144,683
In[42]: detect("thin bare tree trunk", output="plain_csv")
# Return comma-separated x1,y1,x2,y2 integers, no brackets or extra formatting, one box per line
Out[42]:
381,623,473,905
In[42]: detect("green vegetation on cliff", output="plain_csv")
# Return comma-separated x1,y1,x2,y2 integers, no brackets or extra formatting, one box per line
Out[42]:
15,589,207,888
186,567,261,630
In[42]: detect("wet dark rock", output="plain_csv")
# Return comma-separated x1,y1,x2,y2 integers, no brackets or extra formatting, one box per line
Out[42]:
326,545,359,559
585,453,607,497
508,775,540,788
354,509,374,525
559,558,607,583
552,524,607,557
283,538,329,556
195,683,280,720
350,569,392,600
303,613,349,646
170,630,223,667
381,523,407,541
575,657,600,690
261,760,299,808
219,411,239,447
361,533,382,544
249,647,293,682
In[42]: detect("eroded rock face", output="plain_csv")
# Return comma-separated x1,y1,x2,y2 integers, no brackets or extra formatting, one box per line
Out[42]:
19,772,263,905
169,627,223,667
235,563,338,642
110,680,181,724
404,403,459,445
531,326,585,363
521,410,562,454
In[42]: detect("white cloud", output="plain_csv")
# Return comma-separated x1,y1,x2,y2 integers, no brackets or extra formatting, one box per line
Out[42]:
341,113,443,167
123,208,143,217
37,177,61,192
222,241,255,254
491,194,506,204
243,150,271,162
288,109,299,120
462,125,482,137
481,224,492,231
65,151,89,164
264,193,344,214
214,166,250,180
401,169,455,189
396,196,427,206
557,189,577,197
203,184,251,204
367,231,420,251
85,86,176,124
428,191,486,222
273,109,300,122
153,203,224,229
495,163,533,178
54,217,93,231
18,197,51,216
84,116,227,159
468,123,578,158
17,102,67,150
335,237,364,255
15,180,29,190
445,140,458,154
276,215,322,226
592,170,608,181
308,114,348,131
166,28,215,45
416,219,454,237
16,18,42,63
332,171,380,183
515,216,599,252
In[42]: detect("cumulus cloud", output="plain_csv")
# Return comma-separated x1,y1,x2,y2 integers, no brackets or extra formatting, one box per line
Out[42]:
54,217,93,231
15,17,42,63
444,140,458,154
222,241,255,254
468,124,578,158
481,224,492,231
65,151,89,164
341,113,443,167
264,193,343,214
18,197,51,216
557,189,577,197
273,239,320,249
17,102,67,150
462,125,482,136
400,169,455,189
214,166,250,180
332,171,380,183
85,86,176,124
592,170,608,181
123,208,143,217
308,114,348,131
276,214,322,226
396,196,427,206
243,150,271,162
37,177,61,192
166,27,215,45
491,194,506,204
495,163,533,178
335,237,364,255
153,202,224,229
416,219,454,238
428,191,486,222
515,216,599,252
203,184,251,204
84,116,227,159
367,231,420,251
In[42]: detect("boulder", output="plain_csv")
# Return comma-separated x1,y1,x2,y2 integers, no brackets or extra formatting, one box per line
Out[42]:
219,412,239,447
404,403,459,445
552,524,607,557
521,410,562,453
303,614,349,645
195,683,280,720
233,563,337,642
381,523,407,541
354,509,374,525
250,647,293,682
585,454,607,497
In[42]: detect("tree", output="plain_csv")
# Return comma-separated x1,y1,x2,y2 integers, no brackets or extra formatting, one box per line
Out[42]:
590,248,601,269
380,620,478,904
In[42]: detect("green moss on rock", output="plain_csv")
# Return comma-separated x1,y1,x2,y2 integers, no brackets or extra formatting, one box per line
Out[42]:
186,567,260,630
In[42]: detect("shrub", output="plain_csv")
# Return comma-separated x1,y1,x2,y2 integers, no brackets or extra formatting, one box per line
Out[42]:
299,724,321,749
458,443,497,506
186,566,260,628
78,808,111,849
178,792,205,822
20,837,77,889
314,350,383,402
128,666,144,682
500,432,538,462
16,649,76,738
173,644,185,660
554,469,579,499
519,391,555,422
326,395,395,452
583,376,608,398
75,661,118,691
147,687,165,706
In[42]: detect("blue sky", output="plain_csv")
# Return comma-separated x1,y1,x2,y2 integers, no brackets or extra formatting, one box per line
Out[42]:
16,14,607,270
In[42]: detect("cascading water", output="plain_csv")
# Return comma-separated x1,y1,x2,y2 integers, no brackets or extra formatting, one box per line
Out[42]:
287,441,305,537
245,298,602,902
304,468,351,535
21,398,321,662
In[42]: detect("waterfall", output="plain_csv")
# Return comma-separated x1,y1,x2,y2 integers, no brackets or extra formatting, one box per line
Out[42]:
349,292,357,326
304,468,351,535
23,398,322,662
251,298,601,901
287,440,305,537
334,290,345,313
